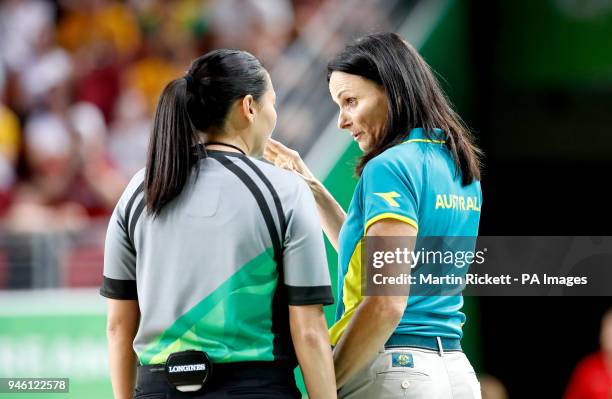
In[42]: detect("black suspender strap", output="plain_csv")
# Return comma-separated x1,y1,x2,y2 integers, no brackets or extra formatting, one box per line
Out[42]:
239,156,287,247
124,181,145,246
213,155,283,265
237,158,291,361
207,153,294,362
129,199,146,243
124,182,144,235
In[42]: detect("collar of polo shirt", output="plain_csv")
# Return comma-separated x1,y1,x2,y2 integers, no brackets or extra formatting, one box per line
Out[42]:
402,127,447,145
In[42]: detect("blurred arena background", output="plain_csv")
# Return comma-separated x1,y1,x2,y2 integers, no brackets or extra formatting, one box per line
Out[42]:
0,0,610,397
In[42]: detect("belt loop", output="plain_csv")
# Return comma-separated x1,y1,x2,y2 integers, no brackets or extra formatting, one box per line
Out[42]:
436,337,444,357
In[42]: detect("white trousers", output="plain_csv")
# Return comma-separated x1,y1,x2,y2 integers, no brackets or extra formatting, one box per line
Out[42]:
338,345,481,399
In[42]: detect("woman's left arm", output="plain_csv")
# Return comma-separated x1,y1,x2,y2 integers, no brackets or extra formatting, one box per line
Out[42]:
107,299,140,399
332,218,416,388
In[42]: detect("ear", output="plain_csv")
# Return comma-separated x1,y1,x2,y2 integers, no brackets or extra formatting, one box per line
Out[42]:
241,95,256,123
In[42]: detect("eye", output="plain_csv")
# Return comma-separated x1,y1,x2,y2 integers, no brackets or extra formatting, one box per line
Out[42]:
345,97,357,107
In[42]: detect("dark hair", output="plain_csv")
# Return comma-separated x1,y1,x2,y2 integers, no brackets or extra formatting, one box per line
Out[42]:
327,32,482,184
145,49,268,217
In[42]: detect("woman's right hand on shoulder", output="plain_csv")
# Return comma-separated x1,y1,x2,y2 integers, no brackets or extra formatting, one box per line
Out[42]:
264,138,318,185
265,138,345,250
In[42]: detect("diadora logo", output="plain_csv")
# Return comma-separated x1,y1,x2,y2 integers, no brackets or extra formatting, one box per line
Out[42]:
374,192,401,207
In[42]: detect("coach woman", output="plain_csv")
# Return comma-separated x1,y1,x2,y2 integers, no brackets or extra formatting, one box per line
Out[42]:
100,49,336,398
265,33,483,398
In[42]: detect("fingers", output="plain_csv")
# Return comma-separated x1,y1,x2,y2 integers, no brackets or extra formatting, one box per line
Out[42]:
263,147,278,160
267,138,285,149
263,146,276,160
265,139,282,156
265,138,309,177
267,138,295,158
264,146,291,169
272,156,292,170
263,139,280,157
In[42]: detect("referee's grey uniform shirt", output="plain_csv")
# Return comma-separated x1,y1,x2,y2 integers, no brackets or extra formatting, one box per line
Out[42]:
100,149,333,365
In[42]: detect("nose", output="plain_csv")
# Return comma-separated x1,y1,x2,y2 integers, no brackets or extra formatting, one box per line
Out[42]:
337,110,351,130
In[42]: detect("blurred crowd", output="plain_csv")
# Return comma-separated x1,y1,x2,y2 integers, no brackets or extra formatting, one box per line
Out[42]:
0,0,323,233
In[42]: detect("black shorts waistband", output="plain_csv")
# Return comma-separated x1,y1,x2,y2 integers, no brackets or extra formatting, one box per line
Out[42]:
137,360,296,387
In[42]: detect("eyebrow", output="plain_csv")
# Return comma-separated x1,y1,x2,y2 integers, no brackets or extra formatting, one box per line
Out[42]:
335,89,347,100
333,89,355,106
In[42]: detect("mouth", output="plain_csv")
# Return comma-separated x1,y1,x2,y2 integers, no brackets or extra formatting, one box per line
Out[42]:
351,131,363,141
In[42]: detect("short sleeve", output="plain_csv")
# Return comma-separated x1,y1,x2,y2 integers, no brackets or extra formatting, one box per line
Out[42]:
282,179,334,306
99,173,144,300
361,155,421,233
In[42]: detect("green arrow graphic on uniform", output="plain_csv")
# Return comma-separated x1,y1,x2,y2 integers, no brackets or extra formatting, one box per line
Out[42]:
138,248,277,365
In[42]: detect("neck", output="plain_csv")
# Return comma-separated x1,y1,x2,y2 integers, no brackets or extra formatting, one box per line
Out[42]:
204,134,250,155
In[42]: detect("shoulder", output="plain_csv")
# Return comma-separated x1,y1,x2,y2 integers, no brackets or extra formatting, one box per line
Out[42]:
125,167,146,196
244,156,308,194
575,352,604,371
243,158,315,219
362,143,425,180
116,168,146,210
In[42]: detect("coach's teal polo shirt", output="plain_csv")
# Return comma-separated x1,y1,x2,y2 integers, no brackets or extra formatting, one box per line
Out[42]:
330,128,482,345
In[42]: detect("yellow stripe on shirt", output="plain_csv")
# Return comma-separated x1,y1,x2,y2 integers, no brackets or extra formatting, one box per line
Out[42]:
364,212,419,234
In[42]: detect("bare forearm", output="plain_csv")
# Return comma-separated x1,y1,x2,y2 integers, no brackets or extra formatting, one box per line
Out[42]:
333,298,404,388
108,331,137,399
309,180,345,250
290,305,336,398
294,332,336,398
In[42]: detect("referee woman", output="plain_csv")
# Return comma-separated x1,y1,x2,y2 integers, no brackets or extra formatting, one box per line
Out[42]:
100,49,336,398
265,33,483,398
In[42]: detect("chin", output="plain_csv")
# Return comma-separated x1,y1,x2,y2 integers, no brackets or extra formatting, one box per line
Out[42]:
357,141,371,153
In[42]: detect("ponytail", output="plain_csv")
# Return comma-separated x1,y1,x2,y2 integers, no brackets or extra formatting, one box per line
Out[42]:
144,49,268,217
145,78,200,218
